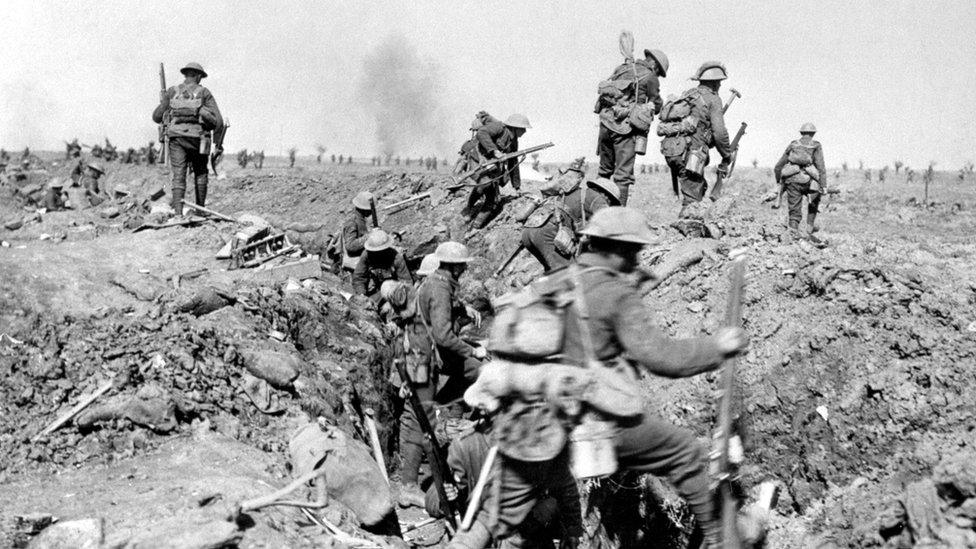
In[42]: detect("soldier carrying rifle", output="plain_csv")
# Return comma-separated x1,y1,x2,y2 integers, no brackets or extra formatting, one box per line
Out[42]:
465,113,532,229
152,62,223,216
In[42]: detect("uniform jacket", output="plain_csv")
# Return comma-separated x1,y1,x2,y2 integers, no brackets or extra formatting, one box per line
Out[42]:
424,430,491,518
596,58,662,135
417,269,474,359
475,120,521,188
687,85,731,161
352,249,413,296
152,82,223,138
774,136,827,183
342,210,369,256
562,253,727,377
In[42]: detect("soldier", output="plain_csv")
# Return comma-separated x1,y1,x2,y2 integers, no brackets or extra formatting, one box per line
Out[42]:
91,144,103,159
595,48,668,205
659,62,732,215
864,169,872,182
289,148,297,168
907,168,915,183
44,177,67,211
450,207,748,549
352,229,413,302
65,139,82,160
237,149,249,168
467,114,531,229
146,141,158,165
773,123,827,234
78,159,106,195
424,421,575,547
415,253,439,283
337,191,376,267
521,160,621,272
256,150,265,169
151,62,223,215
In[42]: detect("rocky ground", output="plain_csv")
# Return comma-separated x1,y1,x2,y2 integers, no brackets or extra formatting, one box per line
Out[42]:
1,153,974,548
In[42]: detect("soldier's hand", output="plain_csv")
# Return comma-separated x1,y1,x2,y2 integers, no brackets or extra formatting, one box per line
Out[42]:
472,345,488,360
717,162,730,176
444,483,459,501
464,305,482,328
715,327,748,356
492,150,504,159
159,90,170,106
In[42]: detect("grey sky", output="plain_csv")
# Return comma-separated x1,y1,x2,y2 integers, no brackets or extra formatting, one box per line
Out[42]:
1,1,974,168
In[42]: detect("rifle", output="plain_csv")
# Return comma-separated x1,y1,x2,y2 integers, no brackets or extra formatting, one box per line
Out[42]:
158,63,169,166
492,244,525,277
369,197,379,227
381,191,431,211
716,254,746,549
395,360,460,529
211,117,228,176
710,122,747,201
447,142,554,190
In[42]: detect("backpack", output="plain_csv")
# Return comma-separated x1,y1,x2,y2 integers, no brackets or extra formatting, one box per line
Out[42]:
657,88,705,137
787,140,817,166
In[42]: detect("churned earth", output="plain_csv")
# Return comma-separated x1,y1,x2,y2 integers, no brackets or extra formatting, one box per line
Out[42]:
1,153,974,548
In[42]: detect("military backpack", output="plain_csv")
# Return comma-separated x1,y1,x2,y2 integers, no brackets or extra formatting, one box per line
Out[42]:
657,88,707,159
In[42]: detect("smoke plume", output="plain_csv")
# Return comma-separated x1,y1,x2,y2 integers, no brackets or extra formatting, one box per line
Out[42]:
358,33,451,157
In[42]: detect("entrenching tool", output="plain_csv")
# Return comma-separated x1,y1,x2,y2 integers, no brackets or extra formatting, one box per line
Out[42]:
181,199,236,221
723,88,742,114
447,142,555,191
460,445,499,531
492,244,525,278
710,122,747,201
381,191,431,211
715,252,747,549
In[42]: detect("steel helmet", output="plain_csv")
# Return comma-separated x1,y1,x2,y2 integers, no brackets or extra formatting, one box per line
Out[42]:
580,206,656,245
800,122,817,134
380,280,410,308
87,160,105,174
416,253,440,276
586,177,622,206
434,241,475,263
364,229,395,252
180,62,208,78
644,49,670,77
504,114,532,129
352,191,374,210
692,61,728,81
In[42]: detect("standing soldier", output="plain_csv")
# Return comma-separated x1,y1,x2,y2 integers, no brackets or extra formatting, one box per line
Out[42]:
256,150,265,169
659,62,732,216
146,141,157,165
595,48,668,205
352,229,413,302
451,207,749,549
152,62,223,215
773,123,827,234
467,114,531,229
521,158,621,272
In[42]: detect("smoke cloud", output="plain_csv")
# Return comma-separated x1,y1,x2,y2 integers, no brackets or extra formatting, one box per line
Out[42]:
358,33,452,157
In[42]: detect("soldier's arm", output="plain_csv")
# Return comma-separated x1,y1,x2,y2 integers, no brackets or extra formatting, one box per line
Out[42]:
773,147,790,180
644,74,663,113
342,219,365,255
151,86,172,123
616,292,727,377
429,283,473,357
352,257,369,294
199,89,224,131
395,252,414,285
709,97,732,161
475,124,501,154
814,144,827,184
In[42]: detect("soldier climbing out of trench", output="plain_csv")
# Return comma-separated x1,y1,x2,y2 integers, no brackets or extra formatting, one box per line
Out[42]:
519,157,621,273
466,113,532,229
773,123,827,239
450,207,749,549
151,61,223,216
352,229,413,303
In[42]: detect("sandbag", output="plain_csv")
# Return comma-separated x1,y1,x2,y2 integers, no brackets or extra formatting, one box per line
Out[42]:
780,163,802,178
804,164,821,181
785,171,812,185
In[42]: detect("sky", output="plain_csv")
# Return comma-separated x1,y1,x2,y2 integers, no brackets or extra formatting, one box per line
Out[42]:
1,1,975,169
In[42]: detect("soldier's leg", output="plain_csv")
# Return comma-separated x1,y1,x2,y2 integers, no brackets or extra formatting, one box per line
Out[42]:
806,190,822,231
521,223,566,273
613,134,637,206
680,170,707,208
168,139,190,215
189,148,210,207
399,383,436,507
667,158,682,197
786,182,804,230
615,415,720,545
521,227,552,272
472,182,500,229
597,125,615,181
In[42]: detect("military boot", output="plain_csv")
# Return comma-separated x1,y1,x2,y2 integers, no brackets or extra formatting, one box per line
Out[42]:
398,482,426,508
171,188,185,216
446,520,491,549
195,182,208,208
806,214,818,234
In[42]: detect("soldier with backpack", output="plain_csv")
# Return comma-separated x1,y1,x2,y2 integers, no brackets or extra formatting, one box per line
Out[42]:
467,114,532,229
595,46,668,205
773,123,827,234
520,158,621,272
451,207,749,549
658,62,732,214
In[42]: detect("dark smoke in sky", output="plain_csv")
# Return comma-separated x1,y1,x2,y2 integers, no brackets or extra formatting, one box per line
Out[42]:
359,33,451,157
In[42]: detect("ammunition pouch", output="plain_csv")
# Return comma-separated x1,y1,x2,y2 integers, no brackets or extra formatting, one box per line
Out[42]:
628,103,656,133
167,123,204,139
804,164,821,182
552,223,577,258
657,116,699,138
660,135,689,160
785,171,812,185
781,163,802,178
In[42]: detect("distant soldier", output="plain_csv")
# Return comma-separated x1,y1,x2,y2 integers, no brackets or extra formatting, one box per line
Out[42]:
331,154,336,163
288,148,297,168
467,114,531,229
77,159,106,195
450,207,748,549
879,167,887,184
339,154,344,164
907,168,915,183
103,139,118,162
0,149,9,163
22,147,30,161
256,150,265,169
91,144,103,158
595,47,668,205
146,141,157,165
864,169,872,182
352,229,413,303
773,123,827,234
521,159,621,272
65,139,82,160
659,62,732,213
347,155,353,164
237,149,249,168
339,191,376,267
152,62,223,215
